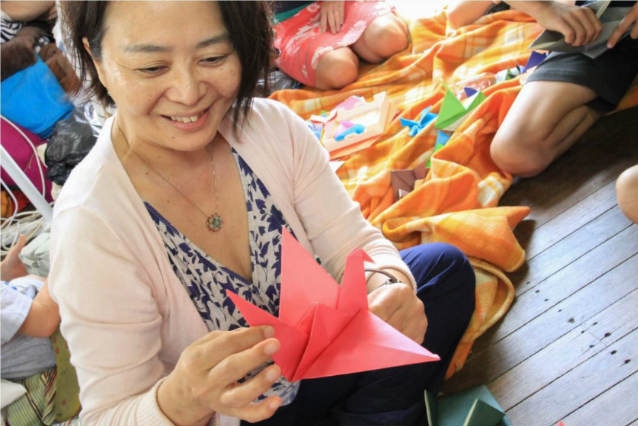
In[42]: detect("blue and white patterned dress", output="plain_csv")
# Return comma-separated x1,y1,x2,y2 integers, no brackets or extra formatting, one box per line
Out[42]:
145,149,300,404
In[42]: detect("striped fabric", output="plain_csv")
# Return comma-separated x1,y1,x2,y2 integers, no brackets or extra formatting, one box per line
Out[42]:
1,15,22,43
270,8,638,378
4,368,56,425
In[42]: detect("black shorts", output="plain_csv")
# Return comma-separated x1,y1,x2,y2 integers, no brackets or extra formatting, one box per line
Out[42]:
526,35,638,113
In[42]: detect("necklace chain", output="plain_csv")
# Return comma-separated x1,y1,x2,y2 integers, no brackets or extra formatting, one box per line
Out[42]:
118,124,223,232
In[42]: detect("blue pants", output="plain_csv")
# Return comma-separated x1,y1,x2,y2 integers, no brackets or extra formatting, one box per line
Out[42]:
246,242,476,426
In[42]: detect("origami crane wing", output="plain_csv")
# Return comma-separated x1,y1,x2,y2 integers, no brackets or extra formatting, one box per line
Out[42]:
299,305,439,380
227,228,439,382
278,229,340,323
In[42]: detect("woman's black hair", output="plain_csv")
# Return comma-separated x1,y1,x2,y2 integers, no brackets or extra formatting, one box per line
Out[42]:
61,1,273,126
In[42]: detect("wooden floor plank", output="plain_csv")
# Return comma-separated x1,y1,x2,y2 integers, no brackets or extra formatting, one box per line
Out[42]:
513,206,632,297
492,223,637,339
505,326,638,426
457,221,637,362
491,290,638,412
444,253,638,391
521,180,619,260
560,371,638,426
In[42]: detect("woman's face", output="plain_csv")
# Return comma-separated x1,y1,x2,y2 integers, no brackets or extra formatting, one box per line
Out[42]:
92,1,241,152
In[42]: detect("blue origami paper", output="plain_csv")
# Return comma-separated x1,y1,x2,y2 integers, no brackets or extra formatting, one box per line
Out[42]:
400,106,438,137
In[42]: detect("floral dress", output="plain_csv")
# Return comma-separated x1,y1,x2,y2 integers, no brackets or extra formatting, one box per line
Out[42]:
146,150,300,405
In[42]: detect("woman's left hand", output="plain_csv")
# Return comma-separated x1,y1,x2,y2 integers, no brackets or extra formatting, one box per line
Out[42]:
367,283,427,344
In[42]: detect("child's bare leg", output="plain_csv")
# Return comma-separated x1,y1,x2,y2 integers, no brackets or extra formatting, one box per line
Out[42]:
490,80,599,177
314,47,359,90
616,165,638,223
352,14,409,64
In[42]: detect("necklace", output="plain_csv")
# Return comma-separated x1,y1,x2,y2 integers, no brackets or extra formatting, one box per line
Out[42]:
118,124,223,232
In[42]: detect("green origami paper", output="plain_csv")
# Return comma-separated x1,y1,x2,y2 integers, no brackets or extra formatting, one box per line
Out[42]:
425,385,512,426
435,86,486,132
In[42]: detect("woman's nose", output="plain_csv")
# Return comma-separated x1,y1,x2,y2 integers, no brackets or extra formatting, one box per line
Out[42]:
166,67,202,105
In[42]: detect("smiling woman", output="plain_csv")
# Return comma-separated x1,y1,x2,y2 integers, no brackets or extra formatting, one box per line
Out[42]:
48,2,476,426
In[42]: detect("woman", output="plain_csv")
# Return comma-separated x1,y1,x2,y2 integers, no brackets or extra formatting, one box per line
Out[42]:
49,2,475,425
272,1,409,89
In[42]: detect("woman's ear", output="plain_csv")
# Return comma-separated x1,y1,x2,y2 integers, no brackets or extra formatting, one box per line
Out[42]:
81,36,91,55
82,36,107,87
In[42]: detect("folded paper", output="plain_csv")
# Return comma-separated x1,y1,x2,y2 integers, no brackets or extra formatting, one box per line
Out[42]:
227,228,439,382
435,87,486,132
391,163,428,201
425,385,512,426
400,106,438,137
529,0,628,59
320,92,396,158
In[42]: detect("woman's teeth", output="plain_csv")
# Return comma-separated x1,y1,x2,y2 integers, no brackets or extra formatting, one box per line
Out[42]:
170,115,199,123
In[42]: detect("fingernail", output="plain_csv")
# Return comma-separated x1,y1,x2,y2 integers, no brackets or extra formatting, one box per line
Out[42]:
263,326,275,338
265,365,280,382
264,340,279,356
268,397,282,410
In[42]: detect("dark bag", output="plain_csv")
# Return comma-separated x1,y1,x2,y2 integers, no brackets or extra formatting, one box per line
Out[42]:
44,108,97,186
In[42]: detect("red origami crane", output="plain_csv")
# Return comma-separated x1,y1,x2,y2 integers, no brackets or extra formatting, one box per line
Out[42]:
226,228,439,382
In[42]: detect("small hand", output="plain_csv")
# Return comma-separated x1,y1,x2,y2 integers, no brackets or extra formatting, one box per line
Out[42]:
607,2,638,48
0,235,29,281
368,282,427,344
536,2,602,46
320,1,345,34
158,326,283,425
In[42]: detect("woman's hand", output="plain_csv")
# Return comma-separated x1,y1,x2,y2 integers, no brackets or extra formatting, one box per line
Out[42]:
158,326,283,426
608,2,638,48
320,1,345,34
367,283,428,345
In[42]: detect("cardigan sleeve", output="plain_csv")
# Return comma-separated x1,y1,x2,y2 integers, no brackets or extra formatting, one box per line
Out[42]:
287,106,415,287
49,206,172,425
232,99,415,288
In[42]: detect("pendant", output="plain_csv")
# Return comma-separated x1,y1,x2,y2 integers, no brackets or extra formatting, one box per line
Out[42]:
207,213,223,232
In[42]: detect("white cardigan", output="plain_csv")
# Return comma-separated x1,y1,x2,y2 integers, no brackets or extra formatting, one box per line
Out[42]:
48,98,414,426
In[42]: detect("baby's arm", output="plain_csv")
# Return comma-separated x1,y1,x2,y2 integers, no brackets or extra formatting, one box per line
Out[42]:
18,280,60,338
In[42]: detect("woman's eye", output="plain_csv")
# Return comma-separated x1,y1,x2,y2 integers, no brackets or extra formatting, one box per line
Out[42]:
202,55,227,65
137,65,166,75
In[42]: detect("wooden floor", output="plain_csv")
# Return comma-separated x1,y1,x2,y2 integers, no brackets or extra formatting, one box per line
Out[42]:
442,106,638,426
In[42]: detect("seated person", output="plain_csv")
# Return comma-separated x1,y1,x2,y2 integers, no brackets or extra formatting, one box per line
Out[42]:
480,0,638,177
272,1,409,90
616,165,638,223
1,235,59,381
49,2,476,425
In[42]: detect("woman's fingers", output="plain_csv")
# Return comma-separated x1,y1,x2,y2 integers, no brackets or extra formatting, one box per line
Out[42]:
219,363,282,408
159,326,282,424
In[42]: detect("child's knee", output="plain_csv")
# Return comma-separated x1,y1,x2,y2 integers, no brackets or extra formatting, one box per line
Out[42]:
365,15,409,59
491,127,550,177
616,165,638,223
314,49,359,89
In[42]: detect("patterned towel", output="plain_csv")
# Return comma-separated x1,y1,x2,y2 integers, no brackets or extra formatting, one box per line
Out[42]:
270,8,638,379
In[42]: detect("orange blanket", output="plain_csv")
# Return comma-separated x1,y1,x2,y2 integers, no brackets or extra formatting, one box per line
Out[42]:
270,9,638,378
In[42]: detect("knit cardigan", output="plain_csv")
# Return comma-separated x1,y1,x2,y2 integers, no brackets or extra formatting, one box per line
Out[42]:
49,98,414,426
